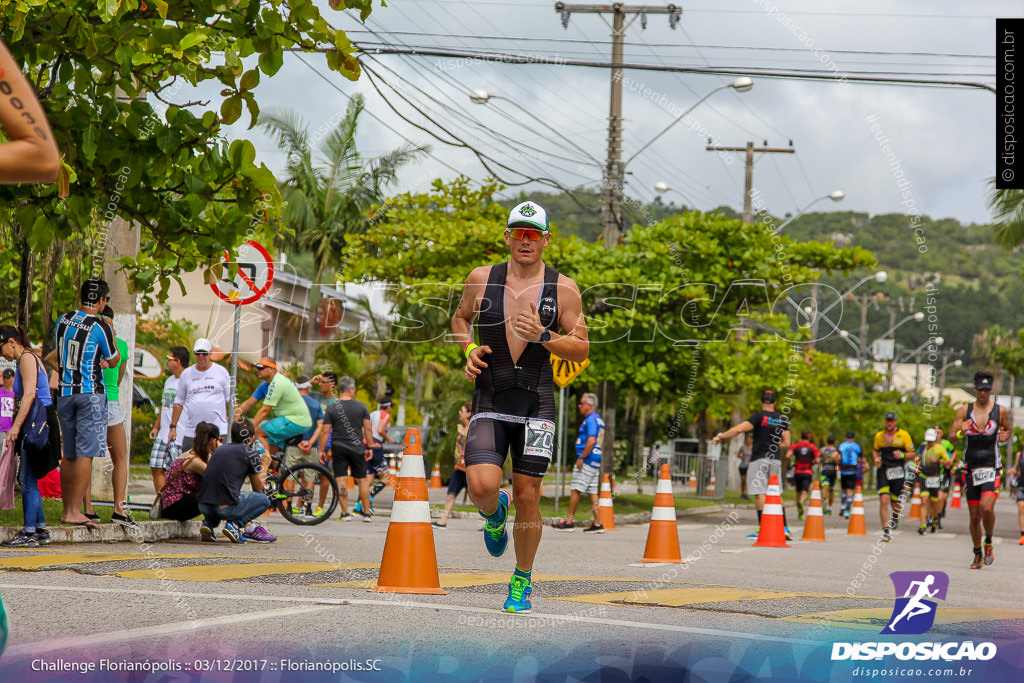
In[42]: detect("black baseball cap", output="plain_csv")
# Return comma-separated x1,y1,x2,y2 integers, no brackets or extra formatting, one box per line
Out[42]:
974,372,994,390
884,412,898,421
801,430,812,440
2,368,14,379
761,390,777,404
846,430,855,439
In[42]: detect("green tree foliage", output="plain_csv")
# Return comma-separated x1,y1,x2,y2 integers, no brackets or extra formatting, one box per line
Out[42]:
1,0,374,312
987,180,1024,250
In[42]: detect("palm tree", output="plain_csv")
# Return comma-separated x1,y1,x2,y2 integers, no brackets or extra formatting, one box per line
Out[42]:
260,95,429,367
986,180,1024,249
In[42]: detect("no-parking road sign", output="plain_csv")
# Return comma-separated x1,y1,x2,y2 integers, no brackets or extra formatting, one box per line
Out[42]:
210,240,275,306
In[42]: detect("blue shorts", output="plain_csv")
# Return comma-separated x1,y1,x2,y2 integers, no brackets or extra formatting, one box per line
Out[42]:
56,394,108,459
261,416,307,448
369,446,388,477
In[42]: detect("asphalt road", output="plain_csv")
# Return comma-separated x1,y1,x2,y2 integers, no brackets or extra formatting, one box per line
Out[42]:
0,490,1022,682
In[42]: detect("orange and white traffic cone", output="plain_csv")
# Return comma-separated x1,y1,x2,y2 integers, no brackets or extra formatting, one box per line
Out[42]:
388,456,398,488
951,481,962,509
688,467,697,492
347,476,355,490
801,480,827,542
847,484,867,536
908,483,922,520
599,474,616,530
641,464,683,563
705,469,716,497
754,474,789,548
374,428,448,595
429,462,442,489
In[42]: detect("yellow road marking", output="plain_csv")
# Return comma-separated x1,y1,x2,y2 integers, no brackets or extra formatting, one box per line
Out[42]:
554,586,890,607
0,553,213,570
315,572,651,590
115,562,378,581
782,607,1024,630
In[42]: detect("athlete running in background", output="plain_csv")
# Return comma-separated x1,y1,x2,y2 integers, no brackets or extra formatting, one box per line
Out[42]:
950,371,1011,568
0,38,60,656
787,431,818,521
837,431,862,519
873,412,916,543
918,428,951,535
818,436,839,515
452,201,588,614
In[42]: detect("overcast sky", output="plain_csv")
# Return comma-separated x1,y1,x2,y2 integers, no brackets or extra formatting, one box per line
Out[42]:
216,0,1007,227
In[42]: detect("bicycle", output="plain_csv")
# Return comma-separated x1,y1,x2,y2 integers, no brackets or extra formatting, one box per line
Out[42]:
262,440,339,525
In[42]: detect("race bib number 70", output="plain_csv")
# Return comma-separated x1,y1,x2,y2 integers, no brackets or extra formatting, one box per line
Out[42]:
524,418,556,461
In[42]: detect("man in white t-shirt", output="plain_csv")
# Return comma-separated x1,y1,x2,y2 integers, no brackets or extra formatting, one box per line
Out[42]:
149,345,189,494
168,338,231,451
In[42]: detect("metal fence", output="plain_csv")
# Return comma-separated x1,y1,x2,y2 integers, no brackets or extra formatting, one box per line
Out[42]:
649,438,728,500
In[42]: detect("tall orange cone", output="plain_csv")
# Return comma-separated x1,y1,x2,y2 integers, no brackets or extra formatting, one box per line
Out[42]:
705,468,716,497
846,484,867,536
599,474,616,530
688,467,697,492
753,474,789,548
374,428,448,595
801,480,826,542
907,483,922,520
429,462,442,489
347,475,355,490
388,456,398,488
951,480,962,509
641,464,683,563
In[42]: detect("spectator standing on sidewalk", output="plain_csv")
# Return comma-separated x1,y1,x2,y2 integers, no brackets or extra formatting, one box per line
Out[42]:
169,339,231,452
196,417,273,543
0,326,61,547
737,434,753,500
150,346,190,494
48,279,120,530
94,304,135,528
553,393,606,533
0,369,15,454
434,401,472,529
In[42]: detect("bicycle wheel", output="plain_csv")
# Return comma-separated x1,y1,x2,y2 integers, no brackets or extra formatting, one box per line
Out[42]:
276,463,339,525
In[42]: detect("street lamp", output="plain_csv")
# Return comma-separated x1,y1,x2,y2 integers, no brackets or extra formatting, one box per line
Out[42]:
876,311,925,392
937,355,963,402
772,190,846,234
625,77,753,166
818,271,887,319
653,181,696,208
904,337,944,405
469,89,601,164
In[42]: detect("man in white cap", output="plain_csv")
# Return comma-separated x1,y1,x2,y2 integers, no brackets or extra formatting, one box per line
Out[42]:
918,428,951,535
452,200,589,614
169,338,232,452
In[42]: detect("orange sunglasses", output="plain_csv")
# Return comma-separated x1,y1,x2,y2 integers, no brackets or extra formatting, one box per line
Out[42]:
508,227,544,241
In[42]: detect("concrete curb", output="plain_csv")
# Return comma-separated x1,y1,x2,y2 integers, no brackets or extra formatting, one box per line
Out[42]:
0,520,201,545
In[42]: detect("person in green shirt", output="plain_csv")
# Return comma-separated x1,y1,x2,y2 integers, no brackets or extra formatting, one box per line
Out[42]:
236,356,311,471
918,428,952,535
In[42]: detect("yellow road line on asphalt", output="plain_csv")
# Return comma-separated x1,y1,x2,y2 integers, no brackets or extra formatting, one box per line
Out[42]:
315,572,651,590
0,553,214,570
115,561,379,581
782,607,1024,630
553,586,892,607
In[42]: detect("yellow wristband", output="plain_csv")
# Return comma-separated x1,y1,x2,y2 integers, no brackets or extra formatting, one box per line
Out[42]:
464,342,479,359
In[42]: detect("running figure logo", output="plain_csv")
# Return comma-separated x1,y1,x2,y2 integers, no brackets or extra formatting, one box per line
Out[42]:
881,571,949,635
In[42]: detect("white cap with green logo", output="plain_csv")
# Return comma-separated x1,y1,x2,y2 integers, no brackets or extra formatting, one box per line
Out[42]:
507,201,549,233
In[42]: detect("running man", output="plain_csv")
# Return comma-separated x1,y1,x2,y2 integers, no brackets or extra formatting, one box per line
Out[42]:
950,371,1011,568
787,430,818,521
918,428,952,535
355,398,393,516
818,436,839,515
873,412,916,543
837,431,862,519
711,390,791,540
884,574,939,632
452,201,589,614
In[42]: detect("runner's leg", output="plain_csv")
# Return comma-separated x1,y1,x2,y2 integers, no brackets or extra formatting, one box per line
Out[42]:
511,472,543,571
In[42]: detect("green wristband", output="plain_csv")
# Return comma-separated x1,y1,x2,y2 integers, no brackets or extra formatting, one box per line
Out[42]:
464,342,479,359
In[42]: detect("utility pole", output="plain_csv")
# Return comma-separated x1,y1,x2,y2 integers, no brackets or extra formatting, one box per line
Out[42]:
556,2,682,247
705,142,795,223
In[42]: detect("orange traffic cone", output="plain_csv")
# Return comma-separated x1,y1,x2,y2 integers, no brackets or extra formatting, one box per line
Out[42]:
374,428,448,595
951,481,962,509
599,474,615,530
801,480,826,542
908,483,922,520
754,474,789,548
688,468,697,492
705,468,716,497
388,456,398,488
429,463,442,489
347,476,355,490
847,484,867,536
641,464,683,563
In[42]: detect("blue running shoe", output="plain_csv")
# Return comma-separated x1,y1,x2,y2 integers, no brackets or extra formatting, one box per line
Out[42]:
354,500,363,515
503,574,532,613
482,489,510,558
745,527,760,539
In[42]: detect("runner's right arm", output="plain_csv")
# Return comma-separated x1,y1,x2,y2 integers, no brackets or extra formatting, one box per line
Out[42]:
453,266,492,381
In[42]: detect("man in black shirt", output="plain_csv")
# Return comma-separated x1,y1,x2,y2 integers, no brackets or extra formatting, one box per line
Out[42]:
196,417,271,543
319,376,374,521
711,389,792,539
